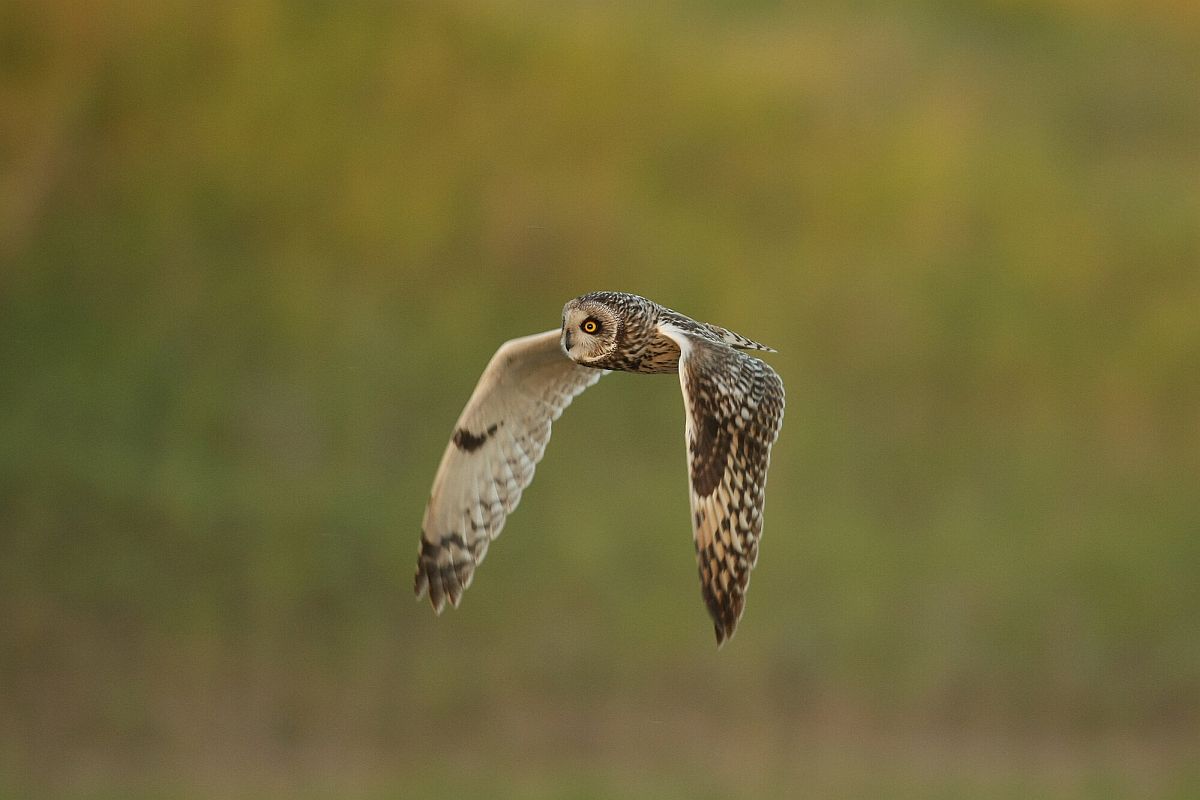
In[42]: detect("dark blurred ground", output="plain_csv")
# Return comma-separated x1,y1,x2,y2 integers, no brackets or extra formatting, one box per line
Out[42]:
1,1,1198,797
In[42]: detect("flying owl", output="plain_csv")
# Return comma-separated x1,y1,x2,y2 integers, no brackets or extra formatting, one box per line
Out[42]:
414,291,785,644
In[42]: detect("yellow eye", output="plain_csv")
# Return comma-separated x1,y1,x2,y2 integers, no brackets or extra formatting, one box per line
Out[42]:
581,318,600,335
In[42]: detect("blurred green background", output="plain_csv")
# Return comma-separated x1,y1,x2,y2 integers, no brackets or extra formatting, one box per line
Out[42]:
2,1,1198,797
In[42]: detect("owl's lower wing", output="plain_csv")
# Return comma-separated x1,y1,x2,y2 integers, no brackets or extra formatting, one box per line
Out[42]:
659,324,785,646
416,329,606,612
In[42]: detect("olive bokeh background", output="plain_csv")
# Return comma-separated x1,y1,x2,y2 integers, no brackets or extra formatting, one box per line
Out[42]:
2,2,1198,797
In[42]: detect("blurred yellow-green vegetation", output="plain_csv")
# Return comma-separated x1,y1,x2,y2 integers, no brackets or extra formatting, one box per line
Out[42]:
2,1,1199,797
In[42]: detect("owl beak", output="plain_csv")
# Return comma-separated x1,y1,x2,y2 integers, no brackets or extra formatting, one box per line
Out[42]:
562,331,573,351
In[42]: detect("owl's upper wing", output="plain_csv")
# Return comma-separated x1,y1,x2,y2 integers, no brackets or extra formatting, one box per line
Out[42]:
415,329,607,612
659,324,785,645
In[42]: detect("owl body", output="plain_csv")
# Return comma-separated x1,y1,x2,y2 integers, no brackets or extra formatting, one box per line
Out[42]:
563,291,774,374
415,291,784,645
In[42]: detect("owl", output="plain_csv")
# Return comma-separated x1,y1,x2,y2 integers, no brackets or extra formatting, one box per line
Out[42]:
414,291,785,645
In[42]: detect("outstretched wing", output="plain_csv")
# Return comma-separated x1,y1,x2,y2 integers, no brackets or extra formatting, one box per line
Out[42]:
415,329,606,612
659,324,785,645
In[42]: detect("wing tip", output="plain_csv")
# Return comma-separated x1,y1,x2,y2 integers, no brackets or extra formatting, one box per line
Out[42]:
414,559,448,615
700,574,746,650
711,611,742,648
415,577,448,615
415,535,479,616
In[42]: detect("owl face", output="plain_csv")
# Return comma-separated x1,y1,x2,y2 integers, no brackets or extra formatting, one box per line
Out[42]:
561,299,620,365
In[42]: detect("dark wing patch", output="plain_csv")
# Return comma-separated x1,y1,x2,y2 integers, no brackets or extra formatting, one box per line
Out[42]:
452,422,500,453
688,398,732,498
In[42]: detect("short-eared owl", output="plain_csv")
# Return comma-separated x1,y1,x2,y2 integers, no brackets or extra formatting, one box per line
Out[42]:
414,291,784,645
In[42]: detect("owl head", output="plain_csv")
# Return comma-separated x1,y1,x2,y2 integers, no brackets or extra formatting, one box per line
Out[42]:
561,295,621,365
